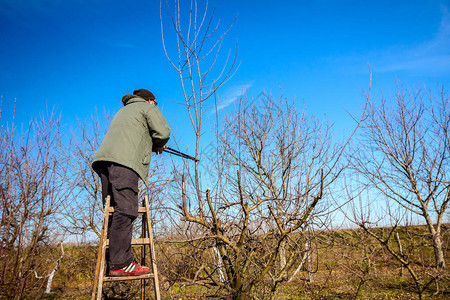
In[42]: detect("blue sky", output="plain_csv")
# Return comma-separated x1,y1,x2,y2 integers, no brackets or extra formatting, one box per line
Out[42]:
1,0,450,150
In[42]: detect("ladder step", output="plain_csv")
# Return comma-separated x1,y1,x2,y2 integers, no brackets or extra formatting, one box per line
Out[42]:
107,207,147,213
131,238,151,245
106,238,151,246
103,273,155,282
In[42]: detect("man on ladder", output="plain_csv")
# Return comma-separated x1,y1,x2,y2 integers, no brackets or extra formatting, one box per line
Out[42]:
92,88,171,276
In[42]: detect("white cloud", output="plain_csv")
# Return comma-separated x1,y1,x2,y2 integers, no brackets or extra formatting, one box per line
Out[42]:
212,84,252,114
375,5,450,73
338,5,450,76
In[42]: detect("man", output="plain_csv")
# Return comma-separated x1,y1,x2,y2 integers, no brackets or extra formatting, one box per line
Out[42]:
92,89,171,276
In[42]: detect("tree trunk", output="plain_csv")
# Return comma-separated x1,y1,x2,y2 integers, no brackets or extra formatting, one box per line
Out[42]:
279,240,286,275
424,211,446,269
212,246,226,283
432,232,446,269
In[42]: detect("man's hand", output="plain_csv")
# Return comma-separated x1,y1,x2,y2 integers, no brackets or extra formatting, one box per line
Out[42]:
153,147,165,155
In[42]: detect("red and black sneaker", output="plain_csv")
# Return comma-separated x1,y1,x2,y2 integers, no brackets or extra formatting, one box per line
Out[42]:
109,261,150,276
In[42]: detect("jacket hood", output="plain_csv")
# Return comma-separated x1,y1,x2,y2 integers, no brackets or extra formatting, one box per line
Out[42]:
122,94,147,106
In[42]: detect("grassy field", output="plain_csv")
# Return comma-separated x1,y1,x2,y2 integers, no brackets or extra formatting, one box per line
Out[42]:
3,224,448,299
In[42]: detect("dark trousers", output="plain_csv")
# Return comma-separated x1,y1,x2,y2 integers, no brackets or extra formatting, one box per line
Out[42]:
96,162,139,270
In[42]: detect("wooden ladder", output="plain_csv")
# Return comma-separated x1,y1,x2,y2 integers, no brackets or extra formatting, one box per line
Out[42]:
91,195,161,300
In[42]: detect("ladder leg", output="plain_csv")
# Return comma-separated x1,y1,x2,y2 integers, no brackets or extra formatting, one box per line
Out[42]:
91,196,112,300
144,196,161,300
141,246,146,300
91,228,103,300
141,198,146,300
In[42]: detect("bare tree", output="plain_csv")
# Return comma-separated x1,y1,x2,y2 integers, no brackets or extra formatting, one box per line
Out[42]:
160,0,238,210
163,93,357,298
350,84,449,269
158,1,368,297
59,112,106,239
0,100,69,299
347,191,447,299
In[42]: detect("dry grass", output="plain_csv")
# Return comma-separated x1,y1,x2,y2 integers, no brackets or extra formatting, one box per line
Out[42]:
3,224,447,299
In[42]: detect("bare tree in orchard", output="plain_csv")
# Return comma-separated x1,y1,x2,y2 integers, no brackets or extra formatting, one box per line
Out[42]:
60,113,107,239
194,94,353,297
159,1,364,297
350,84,449,270
0,100,69,299
160,0,238,205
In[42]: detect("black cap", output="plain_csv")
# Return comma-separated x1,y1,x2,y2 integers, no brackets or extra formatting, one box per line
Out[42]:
133,89,155,101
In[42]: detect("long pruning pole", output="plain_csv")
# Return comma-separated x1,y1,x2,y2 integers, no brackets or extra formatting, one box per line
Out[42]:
163,146,199,162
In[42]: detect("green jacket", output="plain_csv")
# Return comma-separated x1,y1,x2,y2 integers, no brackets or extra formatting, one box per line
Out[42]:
92,94,171,185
